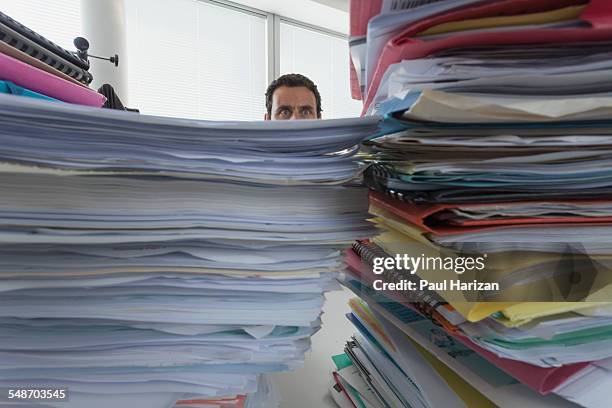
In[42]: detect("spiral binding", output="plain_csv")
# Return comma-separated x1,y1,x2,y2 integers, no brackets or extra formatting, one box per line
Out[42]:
352,240,445,324
352,239,388,266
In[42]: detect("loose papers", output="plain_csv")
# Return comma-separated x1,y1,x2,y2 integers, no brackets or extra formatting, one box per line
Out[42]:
0,94,379,407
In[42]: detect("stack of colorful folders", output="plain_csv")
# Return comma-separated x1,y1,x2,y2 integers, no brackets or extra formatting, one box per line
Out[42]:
338,0,612,407
0,94,379,407
0,11,104,106
349,0,612,115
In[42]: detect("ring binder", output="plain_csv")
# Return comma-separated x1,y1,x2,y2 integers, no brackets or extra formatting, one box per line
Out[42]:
351,240,445,325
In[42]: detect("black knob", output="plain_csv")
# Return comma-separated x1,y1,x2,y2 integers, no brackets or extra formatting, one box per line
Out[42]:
73,36,89,52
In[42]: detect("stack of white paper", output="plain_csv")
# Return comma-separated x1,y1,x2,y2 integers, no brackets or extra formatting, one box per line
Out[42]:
0,94,379,407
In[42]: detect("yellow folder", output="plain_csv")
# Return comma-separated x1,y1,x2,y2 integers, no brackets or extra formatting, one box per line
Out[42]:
417,4,586,37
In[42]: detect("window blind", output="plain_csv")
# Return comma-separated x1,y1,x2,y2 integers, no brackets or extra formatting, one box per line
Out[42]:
279,21,362,119
0,0,82,50
125,0,267,121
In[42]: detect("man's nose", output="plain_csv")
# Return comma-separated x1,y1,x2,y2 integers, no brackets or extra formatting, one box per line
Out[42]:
289,110,306,120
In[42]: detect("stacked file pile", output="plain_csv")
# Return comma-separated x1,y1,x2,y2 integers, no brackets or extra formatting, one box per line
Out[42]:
0,10,104,106
335,0,612,407
0,94,379,408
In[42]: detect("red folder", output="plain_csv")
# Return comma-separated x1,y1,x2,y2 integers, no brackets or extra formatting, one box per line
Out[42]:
349,0,381,100
350,0,382,37
332,371,358,408
363,0,612,112
370,191,612,236
349,57,362,100
345,249,591,395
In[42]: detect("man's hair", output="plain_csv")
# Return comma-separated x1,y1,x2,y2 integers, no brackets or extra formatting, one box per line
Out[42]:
265,73,322,118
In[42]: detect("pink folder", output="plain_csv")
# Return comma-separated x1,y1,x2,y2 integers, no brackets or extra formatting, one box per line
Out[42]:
363,0,612,112
0,50,105,107
453,332,590,395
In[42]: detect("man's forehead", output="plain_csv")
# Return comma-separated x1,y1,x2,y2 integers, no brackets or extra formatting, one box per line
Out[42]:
272,86,316,106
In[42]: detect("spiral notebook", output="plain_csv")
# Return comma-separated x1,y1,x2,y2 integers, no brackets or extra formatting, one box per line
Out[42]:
348,240,464,327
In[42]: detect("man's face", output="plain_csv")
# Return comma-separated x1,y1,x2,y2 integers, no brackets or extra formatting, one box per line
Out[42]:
266,86,318,120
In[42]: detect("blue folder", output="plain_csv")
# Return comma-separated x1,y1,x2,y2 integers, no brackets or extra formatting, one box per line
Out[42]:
0,80,57,101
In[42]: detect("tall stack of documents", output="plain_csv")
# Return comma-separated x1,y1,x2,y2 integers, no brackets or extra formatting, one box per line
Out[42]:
0,94,379,408
338,0,612,407
0,11,104,106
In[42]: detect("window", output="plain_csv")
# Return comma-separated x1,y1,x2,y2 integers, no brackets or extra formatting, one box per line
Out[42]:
279,21,362,119
125,0,267,121
1,0,361,121
0,0,82,50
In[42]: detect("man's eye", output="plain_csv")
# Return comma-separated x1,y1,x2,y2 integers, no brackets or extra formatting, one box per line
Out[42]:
301,109,313,116
280,109,291,117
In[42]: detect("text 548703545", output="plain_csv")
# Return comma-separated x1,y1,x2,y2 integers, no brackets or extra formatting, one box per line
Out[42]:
4,389,68,401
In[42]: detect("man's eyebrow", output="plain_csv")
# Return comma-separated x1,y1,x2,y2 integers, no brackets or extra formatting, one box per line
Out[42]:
298,105,314,110
275,105,293,112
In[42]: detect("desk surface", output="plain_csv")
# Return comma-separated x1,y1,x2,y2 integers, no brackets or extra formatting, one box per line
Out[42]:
273,287,355,408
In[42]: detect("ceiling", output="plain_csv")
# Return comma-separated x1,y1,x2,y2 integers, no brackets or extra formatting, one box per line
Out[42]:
310,0,349,12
